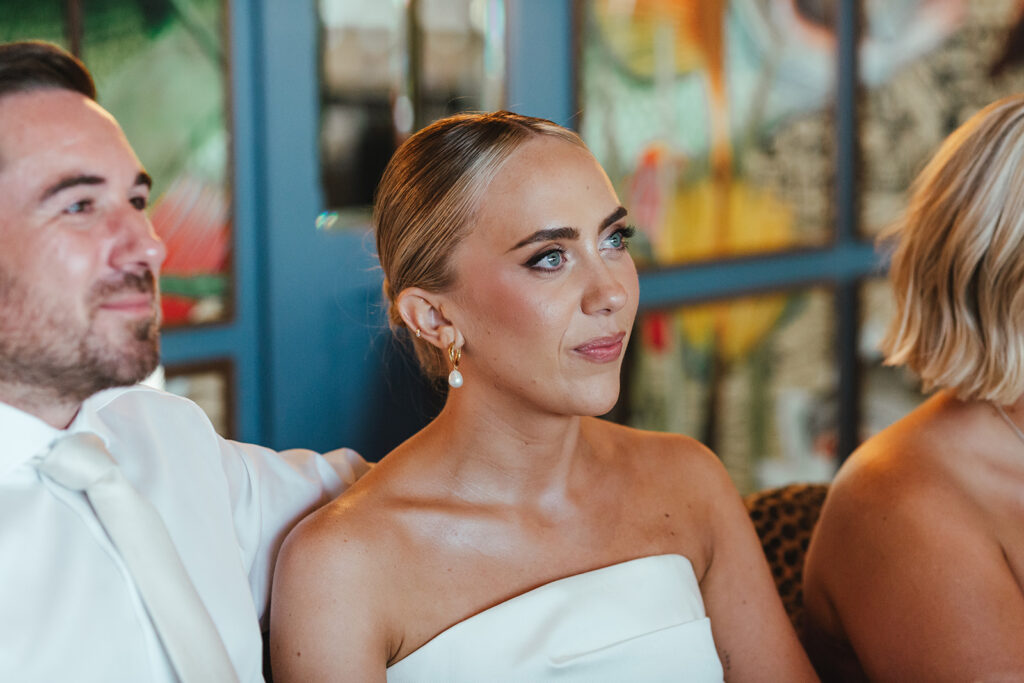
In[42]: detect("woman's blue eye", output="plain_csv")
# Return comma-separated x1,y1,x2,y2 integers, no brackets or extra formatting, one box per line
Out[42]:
539,250,564,268
602,225,635,250
526,248,565,270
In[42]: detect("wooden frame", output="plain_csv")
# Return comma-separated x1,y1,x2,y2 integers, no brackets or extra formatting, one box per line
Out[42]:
164,358,237,439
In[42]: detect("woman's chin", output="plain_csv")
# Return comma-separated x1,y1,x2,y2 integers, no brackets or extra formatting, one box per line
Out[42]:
566,383,621,418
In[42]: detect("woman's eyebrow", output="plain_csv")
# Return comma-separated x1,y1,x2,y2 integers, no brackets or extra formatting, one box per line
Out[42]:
601,206,628,230
506,207,627,252
508,226,579,251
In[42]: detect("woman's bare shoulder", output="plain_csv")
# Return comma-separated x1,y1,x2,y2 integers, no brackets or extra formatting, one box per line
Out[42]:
827,395,981,519
279,499,379,593
584,418,721,472
582,419,743,520
808,394,995,604
806,401,1024,680
270,459,424,678
279,454,427,592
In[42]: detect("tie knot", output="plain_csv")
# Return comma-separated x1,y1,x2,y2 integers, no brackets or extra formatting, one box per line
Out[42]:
37,433,118,492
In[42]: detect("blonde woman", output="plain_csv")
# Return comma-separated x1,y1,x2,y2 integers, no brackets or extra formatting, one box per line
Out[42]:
804,94,1024,681
269,112,816,682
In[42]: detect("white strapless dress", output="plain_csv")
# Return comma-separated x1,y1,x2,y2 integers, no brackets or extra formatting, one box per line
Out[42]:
386,554,724,682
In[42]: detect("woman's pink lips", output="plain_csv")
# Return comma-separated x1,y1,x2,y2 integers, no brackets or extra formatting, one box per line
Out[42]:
573,332,626,363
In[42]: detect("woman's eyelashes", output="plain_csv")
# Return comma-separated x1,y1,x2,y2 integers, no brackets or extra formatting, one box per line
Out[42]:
601,225,635,251
525,247,567,271
524,226,636,272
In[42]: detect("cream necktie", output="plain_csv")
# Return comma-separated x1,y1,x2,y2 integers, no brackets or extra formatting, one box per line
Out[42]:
36,432,239,683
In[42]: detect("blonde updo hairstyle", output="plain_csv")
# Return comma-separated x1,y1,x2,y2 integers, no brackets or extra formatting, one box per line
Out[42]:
881,94,1024,403
374,110,586,379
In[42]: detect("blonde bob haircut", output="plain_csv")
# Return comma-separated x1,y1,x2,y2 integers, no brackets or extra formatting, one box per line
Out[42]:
374,110,586,379
881,93,1024,404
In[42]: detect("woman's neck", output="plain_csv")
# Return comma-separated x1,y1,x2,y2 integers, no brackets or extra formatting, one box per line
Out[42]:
417,386,592,506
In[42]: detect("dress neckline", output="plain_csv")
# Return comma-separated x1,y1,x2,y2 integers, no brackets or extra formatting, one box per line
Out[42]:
387,553,696,670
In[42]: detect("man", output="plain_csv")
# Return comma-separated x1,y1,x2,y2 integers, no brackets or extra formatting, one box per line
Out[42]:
0,41,367,681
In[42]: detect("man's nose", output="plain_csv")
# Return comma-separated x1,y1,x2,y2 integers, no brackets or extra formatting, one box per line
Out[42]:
109,208,167,273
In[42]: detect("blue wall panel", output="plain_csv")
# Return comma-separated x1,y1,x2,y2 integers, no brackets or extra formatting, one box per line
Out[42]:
256,0,386,454
506,0,574,126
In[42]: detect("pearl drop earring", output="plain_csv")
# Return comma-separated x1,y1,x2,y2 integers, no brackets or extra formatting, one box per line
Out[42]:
447,343,463,388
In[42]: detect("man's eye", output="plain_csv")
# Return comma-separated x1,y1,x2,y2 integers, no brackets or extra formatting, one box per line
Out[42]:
130,196,148,210
64,200,93,215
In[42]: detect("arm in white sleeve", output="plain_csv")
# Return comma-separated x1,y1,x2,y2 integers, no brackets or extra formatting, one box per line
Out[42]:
216,439,370,621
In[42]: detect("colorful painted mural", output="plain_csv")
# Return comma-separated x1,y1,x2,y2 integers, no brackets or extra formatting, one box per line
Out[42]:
626,288,837,494
578,0,838,265
860,0,1024,236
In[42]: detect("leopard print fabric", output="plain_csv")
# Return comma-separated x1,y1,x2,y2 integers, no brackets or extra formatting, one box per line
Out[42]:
743,483,828,636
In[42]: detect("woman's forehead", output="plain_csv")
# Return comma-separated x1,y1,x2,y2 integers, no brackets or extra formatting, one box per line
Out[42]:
472,137,618,237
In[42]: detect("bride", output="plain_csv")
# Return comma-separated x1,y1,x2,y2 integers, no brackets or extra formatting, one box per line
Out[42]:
270,111,816,682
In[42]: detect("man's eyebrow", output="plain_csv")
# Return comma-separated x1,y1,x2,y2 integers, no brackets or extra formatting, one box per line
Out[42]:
39,171,151,203
40,174,104,202
508,226,580,251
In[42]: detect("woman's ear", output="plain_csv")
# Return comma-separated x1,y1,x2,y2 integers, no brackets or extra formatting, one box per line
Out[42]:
396,287,461,350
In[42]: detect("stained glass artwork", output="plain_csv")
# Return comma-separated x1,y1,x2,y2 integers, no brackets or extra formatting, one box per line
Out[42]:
860,0,1024,236
1,0,234,328
578,0,836,266
858,278,925,440
319,0,504,225
624,288,837,493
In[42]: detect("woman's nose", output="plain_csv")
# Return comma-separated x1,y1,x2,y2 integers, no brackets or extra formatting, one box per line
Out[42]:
581,262,628,315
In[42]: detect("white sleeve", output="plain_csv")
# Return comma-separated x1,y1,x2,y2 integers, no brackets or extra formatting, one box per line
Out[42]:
216,439,370,621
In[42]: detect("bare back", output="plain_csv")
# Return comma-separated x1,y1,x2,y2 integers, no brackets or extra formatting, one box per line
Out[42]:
804,391,1024,681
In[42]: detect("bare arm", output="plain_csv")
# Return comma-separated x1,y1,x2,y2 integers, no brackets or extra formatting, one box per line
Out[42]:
806,463,1024,682
695,455,819,682
269,507,390,683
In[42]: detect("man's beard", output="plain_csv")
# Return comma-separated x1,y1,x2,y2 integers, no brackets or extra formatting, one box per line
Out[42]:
0,267,161,404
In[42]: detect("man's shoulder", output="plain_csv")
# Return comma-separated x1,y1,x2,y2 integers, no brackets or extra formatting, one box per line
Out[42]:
84,384,218,442
87,383,204,416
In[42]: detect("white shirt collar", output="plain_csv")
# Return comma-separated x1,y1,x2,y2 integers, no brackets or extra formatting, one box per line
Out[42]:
0,388,128,477
0,400,62,477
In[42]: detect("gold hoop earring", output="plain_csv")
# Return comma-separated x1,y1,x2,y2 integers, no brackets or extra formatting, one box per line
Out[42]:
447,343,463,388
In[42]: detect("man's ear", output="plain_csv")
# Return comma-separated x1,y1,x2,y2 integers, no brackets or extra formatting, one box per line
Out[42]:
395,287,464,350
